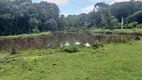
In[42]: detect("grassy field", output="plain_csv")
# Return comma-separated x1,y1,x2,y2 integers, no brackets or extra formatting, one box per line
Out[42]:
0,39,142,80
0,32,51,40
91,28,142,35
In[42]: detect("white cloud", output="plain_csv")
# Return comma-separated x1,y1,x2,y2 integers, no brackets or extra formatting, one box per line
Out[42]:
88,0,103,2
112,0,131,4
60,12,80,17
111,0,142,4
88,0,109,2
81,5,94,13
88,0,142,4
43,0,69,6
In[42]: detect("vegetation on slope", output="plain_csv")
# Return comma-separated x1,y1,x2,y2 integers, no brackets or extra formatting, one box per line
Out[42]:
91,28,142,35
0,32,51,40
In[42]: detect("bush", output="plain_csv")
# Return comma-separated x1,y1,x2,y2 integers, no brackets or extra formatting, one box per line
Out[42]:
125,21,138,29
76,44,86,48
32,26,40,33
134,36,141,40
61,46,79,53
92,40,103,49
121,37,129,43
136,24,142,28
106,31,113,34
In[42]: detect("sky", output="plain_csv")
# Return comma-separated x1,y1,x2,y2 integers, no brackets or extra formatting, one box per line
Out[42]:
32,0,139,16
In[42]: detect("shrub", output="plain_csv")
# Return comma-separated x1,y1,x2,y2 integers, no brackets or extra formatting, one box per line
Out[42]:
92,40,103,48
106,31,112,34
134,36,141,40
61,46,79,53
77,44,86,48
121,37,129,43
136,24,142,28
125,21,138,29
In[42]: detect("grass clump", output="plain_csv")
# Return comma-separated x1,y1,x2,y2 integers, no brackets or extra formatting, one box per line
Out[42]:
61,45,79,53
92,40,104,49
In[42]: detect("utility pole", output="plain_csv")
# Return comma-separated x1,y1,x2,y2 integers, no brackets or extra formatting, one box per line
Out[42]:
121,17,124,29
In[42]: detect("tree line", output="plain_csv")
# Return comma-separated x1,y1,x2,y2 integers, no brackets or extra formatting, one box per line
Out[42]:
64,0,142,30
0,0,59,35
0,0,142,36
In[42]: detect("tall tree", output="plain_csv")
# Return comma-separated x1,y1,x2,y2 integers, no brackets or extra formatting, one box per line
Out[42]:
44,19,58,31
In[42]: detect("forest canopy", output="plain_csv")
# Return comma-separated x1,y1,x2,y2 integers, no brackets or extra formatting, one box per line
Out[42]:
0,0,142,36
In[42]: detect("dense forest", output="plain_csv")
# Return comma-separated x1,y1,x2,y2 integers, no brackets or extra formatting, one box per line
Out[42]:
0,0,142,36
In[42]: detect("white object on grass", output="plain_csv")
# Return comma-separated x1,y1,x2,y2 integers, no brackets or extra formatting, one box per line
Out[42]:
65,42,70,46
75,41,81,45
85,43,91,47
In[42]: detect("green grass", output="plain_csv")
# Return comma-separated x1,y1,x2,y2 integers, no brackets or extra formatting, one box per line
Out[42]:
0,32,52,40
0,40,142,80
91,28,142,35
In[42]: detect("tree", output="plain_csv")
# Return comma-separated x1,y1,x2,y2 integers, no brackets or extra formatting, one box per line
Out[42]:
44,19,58,31
110,1,142,21
14,0,32,5
0,0,14,35
28,18,40,33
95,2,109,11
76,13,88,28
109,16,120,29
126,10,142,23
93,2,112,28
58,14,69,30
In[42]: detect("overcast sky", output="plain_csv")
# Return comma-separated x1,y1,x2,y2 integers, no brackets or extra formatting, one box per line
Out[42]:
32,0,140,16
